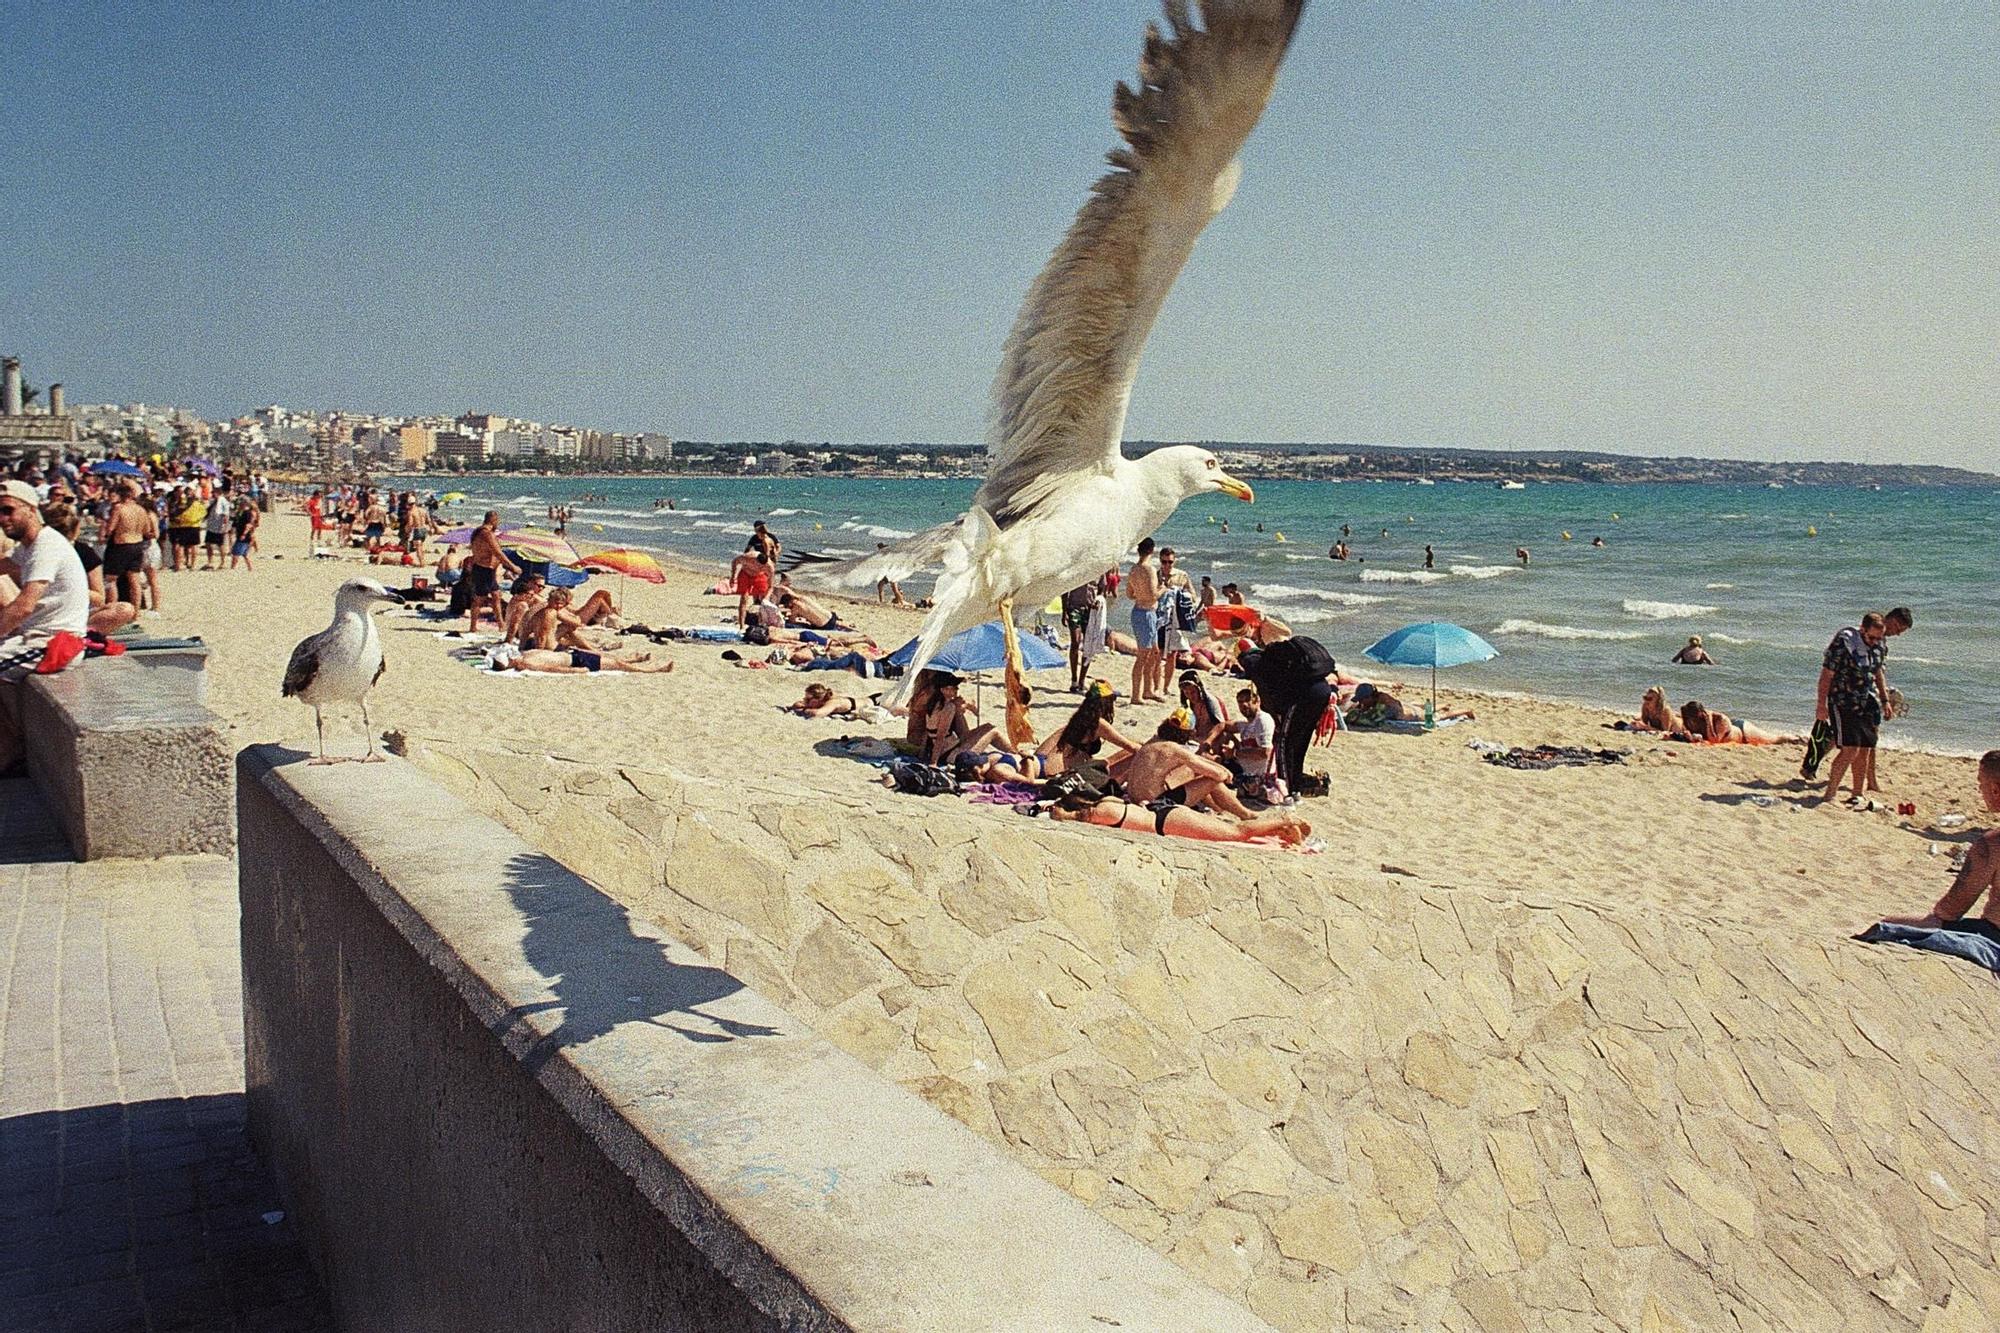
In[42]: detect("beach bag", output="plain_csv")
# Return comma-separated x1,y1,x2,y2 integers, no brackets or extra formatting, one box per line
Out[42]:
1293,770,1331,798
887,760,960,798
1261,635,1336,686
1044,763,1116,803
1800,719,1835,779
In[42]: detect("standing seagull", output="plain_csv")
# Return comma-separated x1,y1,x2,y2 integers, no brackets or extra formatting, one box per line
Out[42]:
283,577,403,763
793,0,1301,743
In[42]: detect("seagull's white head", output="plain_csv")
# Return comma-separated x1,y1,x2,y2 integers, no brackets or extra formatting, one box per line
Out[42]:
1147,445,1255,505
334,577,403,612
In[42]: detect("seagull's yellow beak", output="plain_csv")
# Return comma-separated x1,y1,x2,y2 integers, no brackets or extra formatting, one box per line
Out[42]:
1217,473,1254,503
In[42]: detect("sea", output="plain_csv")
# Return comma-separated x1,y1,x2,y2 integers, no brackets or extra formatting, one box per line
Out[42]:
389,473,1998,757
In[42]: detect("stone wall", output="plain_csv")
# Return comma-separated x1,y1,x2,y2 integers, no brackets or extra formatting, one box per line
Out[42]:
238,745,1270,1332
420,738,2000,1331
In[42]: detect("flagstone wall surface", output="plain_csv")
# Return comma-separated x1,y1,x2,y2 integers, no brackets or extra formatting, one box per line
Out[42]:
424,740,2000,1332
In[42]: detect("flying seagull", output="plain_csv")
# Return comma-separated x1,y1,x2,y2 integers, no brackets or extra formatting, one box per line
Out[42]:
283,577,403,763
794,0,1300,742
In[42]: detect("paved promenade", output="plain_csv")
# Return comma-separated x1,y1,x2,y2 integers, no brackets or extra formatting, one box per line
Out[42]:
0,780,330,1332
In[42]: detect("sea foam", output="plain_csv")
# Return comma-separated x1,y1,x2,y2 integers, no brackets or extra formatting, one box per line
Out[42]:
1250,583,1387,606
1450,564,1517,580
1493,619,1647,642
1623,599,1718,619
839,520,917,540
1361,569,1448,584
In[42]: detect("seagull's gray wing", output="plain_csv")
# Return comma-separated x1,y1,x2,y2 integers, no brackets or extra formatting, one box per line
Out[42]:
975,0,1306,528
282,632,325,699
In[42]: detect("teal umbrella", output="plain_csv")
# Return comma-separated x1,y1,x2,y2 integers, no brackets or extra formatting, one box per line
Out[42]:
1362,621,1498,725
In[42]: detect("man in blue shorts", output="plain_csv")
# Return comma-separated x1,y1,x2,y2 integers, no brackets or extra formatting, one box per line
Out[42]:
1125,538,1162,704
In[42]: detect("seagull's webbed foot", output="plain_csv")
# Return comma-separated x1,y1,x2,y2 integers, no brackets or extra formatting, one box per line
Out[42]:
308,756,346,766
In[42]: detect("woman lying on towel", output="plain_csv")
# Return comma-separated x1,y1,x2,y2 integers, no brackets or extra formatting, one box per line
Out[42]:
1047,792,1311,846
785,683,889,721
1680,701,1798,746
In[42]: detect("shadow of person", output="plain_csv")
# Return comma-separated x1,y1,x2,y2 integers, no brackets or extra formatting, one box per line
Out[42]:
497,851,778,1073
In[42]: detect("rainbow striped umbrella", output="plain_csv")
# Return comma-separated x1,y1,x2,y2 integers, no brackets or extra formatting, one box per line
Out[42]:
499,528,581,566
575,547,666,584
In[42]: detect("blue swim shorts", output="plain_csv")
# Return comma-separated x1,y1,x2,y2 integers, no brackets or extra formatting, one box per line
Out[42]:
1130,606,1160,646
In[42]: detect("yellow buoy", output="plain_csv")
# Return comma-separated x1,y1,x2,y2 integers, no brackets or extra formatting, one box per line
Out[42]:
1610,512,1619,520
1207,515,1215,523
813,522,823,531
1806,526,1817,537
1273,532,1287,542
1561,531,1571,541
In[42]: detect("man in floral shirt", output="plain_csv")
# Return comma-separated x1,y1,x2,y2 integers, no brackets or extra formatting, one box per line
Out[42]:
1816,607,1913,804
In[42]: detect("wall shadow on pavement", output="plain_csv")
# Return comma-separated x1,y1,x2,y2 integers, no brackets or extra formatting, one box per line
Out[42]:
0,1092,332,1329
497,851,779,1073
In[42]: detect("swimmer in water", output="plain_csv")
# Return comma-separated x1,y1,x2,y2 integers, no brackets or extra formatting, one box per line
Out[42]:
1516,547,1531,566
1424,544,1434,570
1591,535,1605,547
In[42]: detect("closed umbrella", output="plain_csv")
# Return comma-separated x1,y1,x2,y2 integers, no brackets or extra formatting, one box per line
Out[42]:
1361,621,1498,727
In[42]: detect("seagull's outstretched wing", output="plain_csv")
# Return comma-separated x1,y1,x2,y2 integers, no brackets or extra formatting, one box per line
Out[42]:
783,515,965,591
976,0,1306,528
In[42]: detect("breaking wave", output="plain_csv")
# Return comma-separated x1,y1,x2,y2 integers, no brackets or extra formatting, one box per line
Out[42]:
1250,583,1387,606
1450,564,1517,580
1361,569,1448,584
1493,619,1647,642
1622,599,1718,619
838,520,916,540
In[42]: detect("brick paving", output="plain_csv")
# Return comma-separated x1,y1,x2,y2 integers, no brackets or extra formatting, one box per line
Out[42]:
0,780,331,1332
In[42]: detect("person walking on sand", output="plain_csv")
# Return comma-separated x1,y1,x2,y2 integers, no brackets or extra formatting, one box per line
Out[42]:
100,479,152,611
1125,538,1163,704
466,511,519,635
1815,607,1912,805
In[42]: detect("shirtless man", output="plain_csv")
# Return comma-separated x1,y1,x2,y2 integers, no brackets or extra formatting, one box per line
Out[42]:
486,643,673,675
502,573,548,644
528,587,643,661
1125,538,1163,704
774,586,847,631
466,511,519,633
1883,750,2000,930
100,480,152,610
1120,713,1258,821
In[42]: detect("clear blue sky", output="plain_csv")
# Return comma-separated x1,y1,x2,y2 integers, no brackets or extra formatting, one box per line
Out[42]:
6,2,1995,467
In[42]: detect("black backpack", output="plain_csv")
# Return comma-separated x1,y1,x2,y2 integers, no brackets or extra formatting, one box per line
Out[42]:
1260,635,1337,686
886,760,960,798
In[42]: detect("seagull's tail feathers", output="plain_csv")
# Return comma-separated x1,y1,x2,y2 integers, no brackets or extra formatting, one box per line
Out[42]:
784,515,966,592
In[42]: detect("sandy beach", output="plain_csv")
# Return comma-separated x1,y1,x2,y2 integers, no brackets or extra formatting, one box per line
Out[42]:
168,507,1998,1329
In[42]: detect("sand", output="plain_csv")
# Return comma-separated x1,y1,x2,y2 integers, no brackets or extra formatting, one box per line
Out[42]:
164,506,2000,1330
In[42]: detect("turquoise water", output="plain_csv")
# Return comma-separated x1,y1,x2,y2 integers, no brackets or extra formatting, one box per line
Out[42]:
399,473,1998,755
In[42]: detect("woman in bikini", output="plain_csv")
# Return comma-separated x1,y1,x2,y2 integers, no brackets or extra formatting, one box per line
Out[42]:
922,674,976,764
1048,793,1311,845
1681,700,1797,745
1038,683,1145,779
788,683,865,718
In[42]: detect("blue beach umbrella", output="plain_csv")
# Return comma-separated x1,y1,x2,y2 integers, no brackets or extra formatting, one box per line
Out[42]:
885,621,1067,674
88,459,146,478
1362,620,1498,724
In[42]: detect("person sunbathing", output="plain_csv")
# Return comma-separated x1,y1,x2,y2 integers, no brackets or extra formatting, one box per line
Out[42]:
745,621,876,649
1121,712,1258,820
785,683,885,719
1049,793,1311,846
1343,682,1475,726
502,574,548,643
774,586,850,631
528,588,647,661
1036,682,1144,778
486,643,673,674
1680,700,1797,746
1882,750,2000,929
1630,685,1682,734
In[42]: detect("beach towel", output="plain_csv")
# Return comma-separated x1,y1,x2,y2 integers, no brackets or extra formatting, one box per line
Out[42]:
1082,597,1107,660
1856,919,2000,976
965,781,1044,807
1483,745,1629,770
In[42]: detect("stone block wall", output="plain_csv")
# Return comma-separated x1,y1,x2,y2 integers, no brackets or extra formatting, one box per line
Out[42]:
419,739,2000,1331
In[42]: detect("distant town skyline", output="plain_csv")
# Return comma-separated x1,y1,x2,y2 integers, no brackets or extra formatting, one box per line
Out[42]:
7,3,1995,469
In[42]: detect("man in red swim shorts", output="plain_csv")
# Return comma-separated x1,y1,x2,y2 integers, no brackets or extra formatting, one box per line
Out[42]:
730,543,773,629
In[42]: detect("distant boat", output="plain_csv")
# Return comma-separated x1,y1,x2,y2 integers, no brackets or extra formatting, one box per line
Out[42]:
1414,478,1435,486
1496,480,1526,491
1765,481,1785,489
